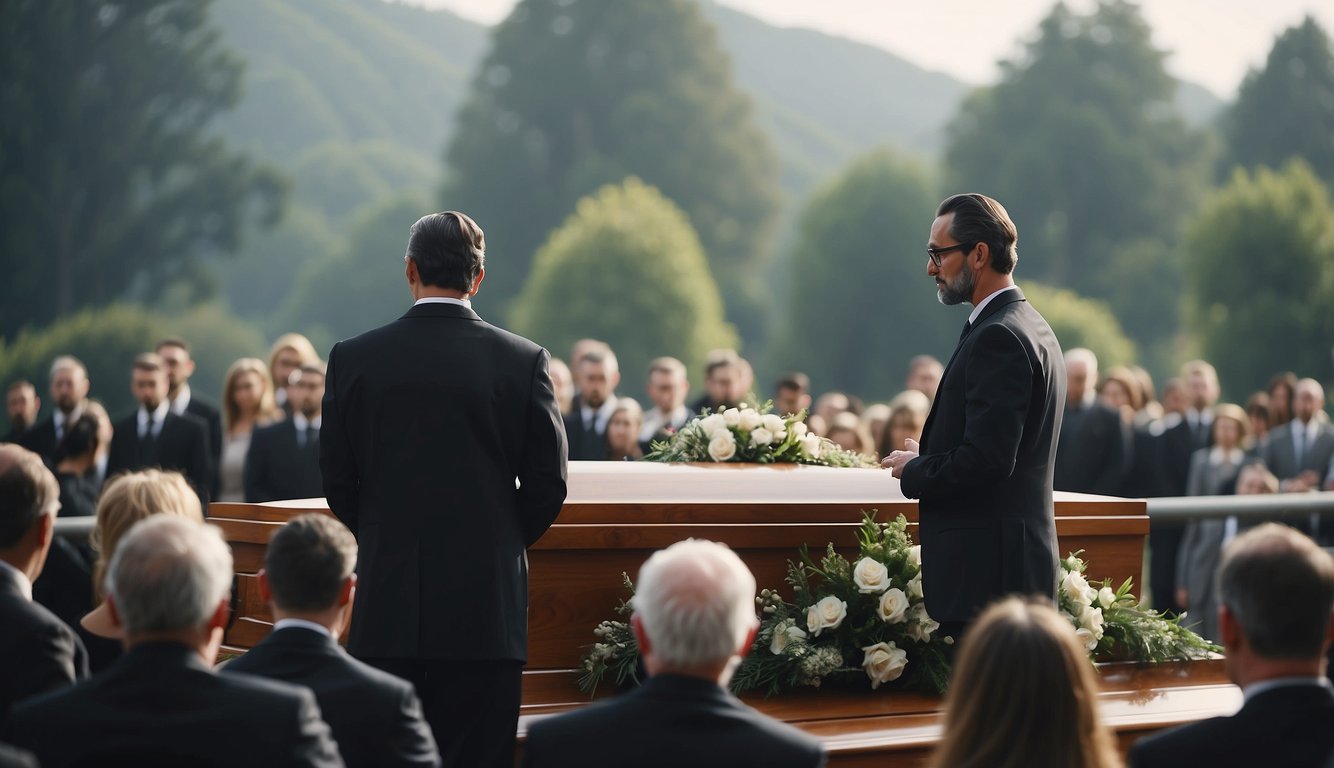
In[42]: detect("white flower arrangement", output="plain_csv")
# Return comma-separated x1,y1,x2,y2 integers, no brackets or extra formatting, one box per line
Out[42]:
644,402,869,468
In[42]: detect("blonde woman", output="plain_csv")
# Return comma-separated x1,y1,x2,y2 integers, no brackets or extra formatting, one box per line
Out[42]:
218,358,278,502
930,598,1121,768
268,333,320,416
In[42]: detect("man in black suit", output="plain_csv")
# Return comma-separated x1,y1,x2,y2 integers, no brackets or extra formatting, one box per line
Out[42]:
245,363,325,502
1054,347,1130,496
7,515,343,767
18,356,90,464
225,514,440,767
107,353,212,504
1130,523,1334,767
689,349,751,415
563,349,620,460
0,444,87,726
321,211,568,767
157,337,223,494
884,193,1066,642
523,539,825,768
3,381,39,444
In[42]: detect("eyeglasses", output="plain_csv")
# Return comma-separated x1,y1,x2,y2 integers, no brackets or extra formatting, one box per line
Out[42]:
926,242,975,268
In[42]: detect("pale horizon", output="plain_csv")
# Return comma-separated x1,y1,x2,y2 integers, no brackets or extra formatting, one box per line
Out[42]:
404,0,1334,98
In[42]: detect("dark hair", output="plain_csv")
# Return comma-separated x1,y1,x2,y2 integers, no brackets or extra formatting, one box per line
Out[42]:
132,352,164,373
1218,523,1334,659
52,414,100,464
0,445,59,548
154,337,190,355
406,211,486,292
704,349,742,378
776,371,810,393
7,379,35,395
936,193,1019,274
265,514,358,612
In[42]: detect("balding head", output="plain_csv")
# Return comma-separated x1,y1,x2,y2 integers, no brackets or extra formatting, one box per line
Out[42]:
633,539,757,679
1293,378,1325,424
107,516,232,646
0,444,60,580
1064,348,1098,406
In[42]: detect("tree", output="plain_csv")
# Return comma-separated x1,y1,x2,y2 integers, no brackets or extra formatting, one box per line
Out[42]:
1182,161,1334,397
771,149,951,402
510,178,736,396
442,0,780,342
943,1,1210,315
1225,17,1334,188
1021,283,1136,369
0,0,285,338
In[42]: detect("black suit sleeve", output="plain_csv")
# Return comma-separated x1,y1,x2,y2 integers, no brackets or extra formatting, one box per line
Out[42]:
387,684,442,767
320,342,360,532
11,619,86,710
901,324,1033,500
184,420,211,506
1090,406,1130,496
516,348,568,547
287,688,345,768
243,429,268,503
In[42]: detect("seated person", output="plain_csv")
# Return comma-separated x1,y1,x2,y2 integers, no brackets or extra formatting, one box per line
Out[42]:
523,539,825,768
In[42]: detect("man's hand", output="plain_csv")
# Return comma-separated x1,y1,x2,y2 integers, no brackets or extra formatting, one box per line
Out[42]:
880,438,920,479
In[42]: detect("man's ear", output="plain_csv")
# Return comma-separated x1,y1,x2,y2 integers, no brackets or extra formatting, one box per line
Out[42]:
108,595,123,630
34,510,54,550
972,241,990,271
406,258,419,286
1218,603,1243,651
469,267,485,297
208,594,231,632
737,623,759,661
257,569,272,606
337,574,356,608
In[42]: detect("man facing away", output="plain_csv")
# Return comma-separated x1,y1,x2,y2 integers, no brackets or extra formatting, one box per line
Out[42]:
7,515,343,767
883,193,1065,642
1130,523,1334,767
224,513,440,768
321,210,568,767
523,539,826,768
0,444,87,727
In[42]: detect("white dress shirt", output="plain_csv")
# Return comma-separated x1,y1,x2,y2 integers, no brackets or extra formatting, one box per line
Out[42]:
273,617,333,638
413,297,472,308
967,284,1020,326
581,397,619,435
292,412,322,447
137,400,171,439
640,405,691,443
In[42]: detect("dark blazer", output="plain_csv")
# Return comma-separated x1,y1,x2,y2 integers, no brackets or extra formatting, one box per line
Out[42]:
1054,400,1129,496
15,417,57,463
225,626,440,768
1260,420,1334,482
1148,418,1212,610
6,641,344,768
522,674,826,768
899,288,1066,624
107,409,212,504
244,419,323,502
0,565,88,727
1129,683,1334,768
321,301,568,661
183,394,224,496
563,407,610,461
0,743,36,768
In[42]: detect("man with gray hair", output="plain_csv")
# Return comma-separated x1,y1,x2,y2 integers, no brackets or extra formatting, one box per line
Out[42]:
522,539,825,768
1053,347,1129,496
225,514,440,767
1129,523,1334,767
7,516,344,767
0,443,86,726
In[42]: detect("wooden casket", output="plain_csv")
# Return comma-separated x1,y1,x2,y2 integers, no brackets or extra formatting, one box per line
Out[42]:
208,462,1239,766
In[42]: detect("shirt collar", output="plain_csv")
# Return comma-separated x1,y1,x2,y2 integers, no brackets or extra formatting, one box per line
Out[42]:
138,400,171,431
292,412,321,432
581,396,619,431
170,385,192,415
273,618,333,638
1243,676,1331,703
967,285,1019,326
0,559,32,601
413,296,471,308
1208,446,1245,466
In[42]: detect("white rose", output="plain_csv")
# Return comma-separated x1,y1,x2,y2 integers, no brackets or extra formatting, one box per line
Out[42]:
877,588,910,624
861,642,908,689
1061,570,1093,607
1079,605,1105,638
708,432,737,462
1098,586,1116,610
750,427,774,447
1074,627,1098,651
722,408,741,427
738,409,762,431
800,433,822,459
769,623,808,655
762,414,787,434
905,615,939,643
909,545,922,568
697,414,727,439
852,557,891,593
805,596,847,636
907,573,924,601
1063,555,1082,572
791,421,808,437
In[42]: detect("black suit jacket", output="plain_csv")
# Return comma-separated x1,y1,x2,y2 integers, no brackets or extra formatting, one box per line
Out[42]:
6,641,343,768
1130,683,1334,768
321,301,568,661
523,674,825,768
563,407,609,461
0,566,88,727
1054,400,1130,496
183,394,224,496
225,626,440,768
107,409,212,504
15,418,57,463
900,288,1066,623
244,420,323,502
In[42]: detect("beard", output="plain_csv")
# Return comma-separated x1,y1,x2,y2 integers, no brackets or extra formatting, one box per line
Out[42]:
936,264,976,306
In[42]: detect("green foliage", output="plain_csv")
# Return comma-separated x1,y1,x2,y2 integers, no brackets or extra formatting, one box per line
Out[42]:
214,204,340,334
942,1,1211,340
0,0,285,338
1182,161,1334,396
772,148,951,402
1225,17,1334,188
1022,283,1137,368
0,304,266,425
510,178,737,396
442,0,781,342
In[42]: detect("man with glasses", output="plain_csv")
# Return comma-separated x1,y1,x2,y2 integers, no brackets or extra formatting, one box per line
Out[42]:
882,193,1066,645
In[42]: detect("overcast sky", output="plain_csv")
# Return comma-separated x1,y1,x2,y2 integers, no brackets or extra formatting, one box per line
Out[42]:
410,0,1334,97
